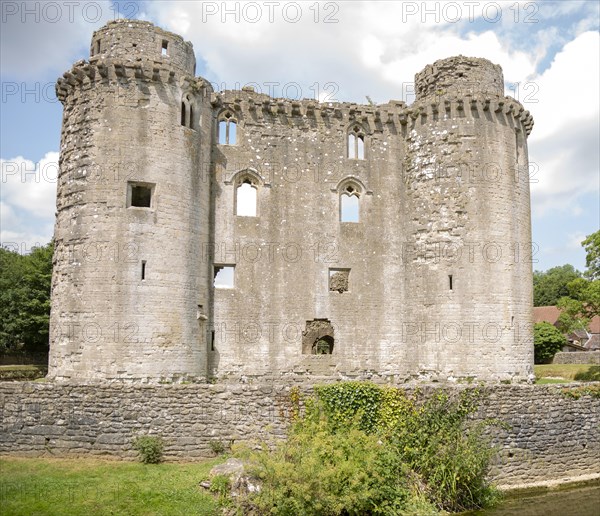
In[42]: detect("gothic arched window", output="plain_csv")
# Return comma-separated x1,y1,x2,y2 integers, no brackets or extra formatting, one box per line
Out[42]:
340,183,360,222
348,125,365,159
218,111,237,145
236,179,257,217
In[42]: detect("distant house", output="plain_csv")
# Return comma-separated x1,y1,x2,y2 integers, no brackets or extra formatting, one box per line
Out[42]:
533,306,600,352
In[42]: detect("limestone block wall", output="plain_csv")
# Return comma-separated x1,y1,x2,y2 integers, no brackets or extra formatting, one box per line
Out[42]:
210,92,410,380
49,19,536,383
403,57,534,381
0,383,598,488
49,20,213,382
553,352,600,365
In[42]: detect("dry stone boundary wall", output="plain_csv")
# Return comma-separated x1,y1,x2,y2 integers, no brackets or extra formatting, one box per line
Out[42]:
1,382,598,488
552,352,600,365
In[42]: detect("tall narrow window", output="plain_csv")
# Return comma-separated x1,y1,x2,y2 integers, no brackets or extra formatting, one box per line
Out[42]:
348,134,356,159
141,261,147,280
348,126,365,159
95,40,101,55
236,180,257,216
340,185,360,222
161,40,168,56
449,275,453,291
181,93,194,128
218,112,237,145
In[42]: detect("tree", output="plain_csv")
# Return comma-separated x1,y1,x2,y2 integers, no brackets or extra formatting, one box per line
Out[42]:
582,230,600,280
0,242,53,356
533,264,581,306
533,322,566,364
556,278,600,334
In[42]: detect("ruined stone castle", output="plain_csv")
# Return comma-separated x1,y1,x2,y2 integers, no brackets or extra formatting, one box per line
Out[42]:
48,19,535,383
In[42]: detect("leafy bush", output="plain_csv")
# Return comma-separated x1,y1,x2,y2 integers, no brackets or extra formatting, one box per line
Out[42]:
236,420,417,515
574,366,600,382
234,383,500,515
533,322,566,363
209,440,227,455
562,384,600,399
133,435,164,464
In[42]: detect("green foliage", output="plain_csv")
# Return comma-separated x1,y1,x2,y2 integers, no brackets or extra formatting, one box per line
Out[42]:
582,230,600,280
561,384,600,399
209,439,228,455
238,420,417,515
0,241,53,355
533,322,566,363
556,278,600,334
310,381,383,432
209,474,232,506
132,435,164,464
235,383,500,515
574,366,600,382
533,264,581,307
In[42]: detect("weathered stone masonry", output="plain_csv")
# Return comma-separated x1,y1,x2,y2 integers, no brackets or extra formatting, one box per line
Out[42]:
0,383,598,488
48,19,535,384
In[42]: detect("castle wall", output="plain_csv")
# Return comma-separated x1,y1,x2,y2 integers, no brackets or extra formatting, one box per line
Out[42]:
402,57,534,381
210,92,413,379
49,21,212,381
1,382,598,489
48,20,535,383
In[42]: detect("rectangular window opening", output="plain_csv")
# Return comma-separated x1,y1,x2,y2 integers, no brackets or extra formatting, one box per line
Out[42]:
211,330,215,351
141,260,146,280
95,40,101,55
127,182,154,208
449,274,453,291
214,265,235,288
161,40,168,56
329,269,350,293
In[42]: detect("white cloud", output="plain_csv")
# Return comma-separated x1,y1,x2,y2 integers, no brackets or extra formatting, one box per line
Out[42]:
0,0,114,79
528,31,600,216
145,1,538,103
0,152,58,251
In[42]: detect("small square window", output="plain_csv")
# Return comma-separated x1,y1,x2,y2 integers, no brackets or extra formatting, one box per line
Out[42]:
127,182,155,208
329,269,350,293
214,265,235,288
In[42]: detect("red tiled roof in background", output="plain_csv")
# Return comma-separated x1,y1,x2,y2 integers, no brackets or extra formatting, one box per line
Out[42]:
533,306,600,334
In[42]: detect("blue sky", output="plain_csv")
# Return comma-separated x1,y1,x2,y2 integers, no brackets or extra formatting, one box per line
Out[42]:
1,0,598,272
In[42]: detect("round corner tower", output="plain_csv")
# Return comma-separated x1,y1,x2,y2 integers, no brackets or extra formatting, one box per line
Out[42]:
402,56,534,382
48,20,214,381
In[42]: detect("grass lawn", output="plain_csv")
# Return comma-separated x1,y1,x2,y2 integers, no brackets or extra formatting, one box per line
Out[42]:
0,456,224,516
534,363,598,384
0,365,47,381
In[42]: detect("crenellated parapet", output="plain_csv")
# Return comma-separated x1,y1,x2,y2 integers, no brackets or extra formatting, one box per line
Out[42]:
408,93,534,135
211,88,412,133
209,86,533,135
55,57,211,103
